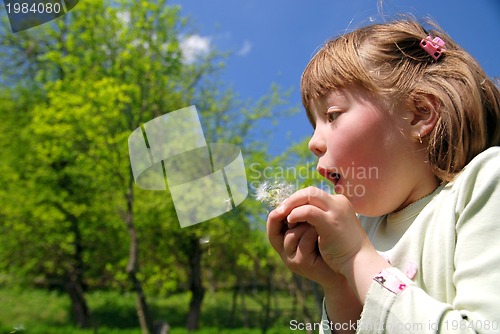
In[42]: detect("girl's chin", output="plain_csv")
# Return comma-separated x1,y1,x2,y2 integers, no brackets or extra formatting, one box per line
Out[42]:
333,182,374,213
331,180,365,198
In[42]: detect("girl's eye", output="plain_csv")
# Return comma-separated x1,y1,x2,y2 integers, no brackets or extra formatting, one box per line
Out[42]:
326,107,341,123
327,112,337,123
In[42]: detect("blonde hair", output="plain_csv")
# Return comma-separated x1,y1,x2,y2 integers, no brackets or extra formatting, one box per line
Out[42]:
301,18,500,182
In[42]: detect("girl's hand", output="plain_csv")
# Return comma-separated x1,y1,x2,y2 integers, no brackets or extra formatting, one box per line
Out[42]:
267,203,344,288
268,186,390,303
273,186,370,276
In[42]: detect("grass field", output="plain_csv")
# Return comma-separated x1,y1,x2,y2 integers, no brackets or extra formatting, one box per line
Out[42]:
0,287,317,333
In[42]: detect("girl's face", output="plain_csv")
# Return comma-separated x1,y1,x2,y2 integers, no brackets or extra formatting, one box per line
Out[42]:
308,89,437,216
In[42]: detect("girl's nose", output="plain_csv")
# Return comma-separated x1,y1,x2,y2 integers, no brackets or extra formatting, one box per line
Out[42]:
308,129,326,157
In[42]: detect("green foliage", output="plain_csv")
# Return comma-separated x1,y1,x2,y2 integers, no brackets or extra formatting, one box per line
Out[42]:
0,0,191,292
0,0,311,330
0,288,312,333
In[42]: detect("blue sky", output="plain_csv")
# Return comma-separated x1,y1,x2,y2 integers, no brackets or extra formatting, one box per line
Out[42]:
170,0,500,156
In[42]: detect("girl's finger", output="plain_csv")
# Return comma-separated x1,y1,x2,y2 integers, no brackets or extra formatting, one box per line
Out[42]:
278,186,332,216
266,209,288,253
287,204,326,226
296,224,319,257
283,222,310,258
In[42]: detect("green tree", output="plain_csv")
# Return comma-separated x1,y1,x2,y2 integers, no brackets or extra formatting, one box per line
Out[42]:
0,1,300,333
1,0,185,331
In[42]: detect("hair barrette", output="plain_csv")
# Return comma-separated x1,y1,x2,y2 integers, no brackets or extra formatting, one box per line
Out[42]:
419,36,446,61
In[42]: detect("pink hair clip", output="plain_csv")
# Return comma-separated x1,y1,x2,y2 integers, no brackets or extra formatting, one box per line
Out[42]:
420,36,446,60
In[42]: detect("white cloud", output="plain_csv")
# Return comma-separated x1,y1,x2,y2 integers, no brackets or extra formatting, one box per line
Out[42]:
179,34,211,64
237,40,252,56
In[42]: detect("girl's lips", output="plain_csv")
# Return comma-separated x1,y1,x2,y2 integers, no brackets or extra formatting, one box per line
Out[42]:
317,167,341,185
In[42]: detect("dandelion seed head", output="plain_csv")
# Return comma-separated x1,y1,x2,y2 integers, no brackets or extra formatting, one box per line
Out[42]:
255,178,296,208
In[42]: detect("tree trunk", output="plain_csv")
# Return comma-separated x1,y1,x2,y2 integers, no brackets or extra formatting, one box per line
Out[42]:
129,269,154,334
55,202,92,329
65,270,92,328
230,275,245,327
186,235,204,331
124,181,155,334
261,266,274,334
230,280,239,327
241,284,249,328
292,274,313,334
68,217,91,329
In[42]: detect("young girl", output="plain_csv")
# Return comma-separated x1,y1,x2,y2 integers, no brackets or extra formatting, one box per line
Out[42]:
267,18,500,333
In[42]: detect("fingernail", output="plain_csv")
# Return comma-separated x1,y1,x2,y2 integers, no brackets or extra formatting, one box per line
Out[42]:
276,205,285,214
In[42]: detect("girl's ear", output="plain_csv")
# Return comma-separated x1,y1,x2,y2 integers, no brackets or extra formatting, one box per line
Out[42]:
408,93,440,139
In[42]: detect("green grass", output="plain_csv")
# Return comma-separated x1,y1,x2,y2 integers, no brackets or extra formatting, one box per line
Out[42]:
0,327,293,334
0,288,316,333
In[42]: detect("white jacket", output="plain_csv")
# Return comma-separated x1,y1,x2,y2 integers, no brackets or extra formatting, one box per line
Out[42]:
321,147,500,334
